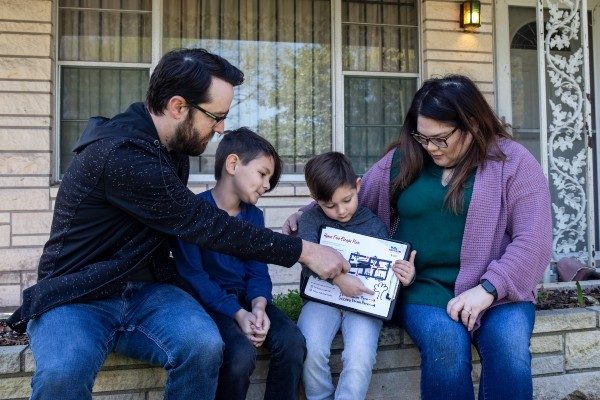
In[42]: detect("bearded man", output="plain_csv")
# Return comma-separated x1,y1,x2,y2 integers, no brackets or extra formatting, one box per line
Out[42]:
8,48,348,400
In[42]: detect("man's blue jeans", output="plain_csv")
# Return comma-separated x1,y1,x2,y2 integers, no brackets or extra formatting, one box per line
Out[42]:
27,281,224,400
398,302,535,400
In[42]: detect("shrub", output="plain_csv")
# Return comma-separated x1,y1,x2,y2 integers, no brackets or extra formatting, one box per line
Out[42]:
273,289,303,321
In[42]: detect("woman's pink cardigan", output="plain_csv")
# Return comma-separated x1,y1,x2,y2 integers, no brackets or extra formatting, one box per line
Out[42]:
359,139,553,305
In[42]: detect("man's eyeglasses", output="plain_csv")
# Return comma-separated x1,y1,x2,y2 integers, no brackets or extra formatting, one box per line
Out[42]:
184,99,228,125
410,127,458,149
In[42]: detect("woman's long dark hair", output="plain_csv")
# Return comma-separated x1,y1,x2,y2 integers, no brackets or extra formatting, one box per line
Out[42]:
388,75,511,213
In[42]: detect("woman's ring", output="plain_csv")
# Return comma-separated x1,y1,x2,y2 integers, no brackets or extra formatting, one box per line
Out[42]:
465,308,472,315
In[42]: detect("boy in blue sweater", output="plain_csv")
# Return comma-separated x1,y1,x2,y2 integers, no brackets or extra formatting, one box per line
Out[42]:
172,127,306,400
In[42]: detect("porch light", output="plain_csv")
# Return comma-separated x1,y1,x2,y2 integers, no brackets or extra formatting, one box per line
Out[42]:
460,1,481,30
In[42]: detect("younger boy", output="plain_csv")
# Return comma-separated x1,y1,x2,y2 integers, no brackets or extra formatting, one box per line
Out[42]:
172,127,306,400
297,151,416,400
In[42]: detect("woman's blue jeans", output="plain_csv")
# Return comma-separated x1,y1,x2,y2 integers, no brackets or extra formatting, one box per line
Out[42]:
27,281,224,400
398,302,535,400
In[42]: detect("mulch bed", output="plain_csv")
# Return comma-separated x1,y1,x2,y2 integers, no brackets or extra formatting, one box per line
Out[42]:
2,287,600,347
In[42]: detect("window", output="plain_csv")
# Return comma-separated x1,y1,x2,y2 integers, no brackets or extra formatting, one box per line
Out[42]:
342,0,419,174
56,0,419,179
57,0,152,176
162,0,331,175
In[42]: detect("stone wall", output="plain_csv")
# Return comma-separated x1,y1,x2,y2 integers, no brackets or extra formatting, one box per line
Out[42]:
1,307,600,399
0,0,53,311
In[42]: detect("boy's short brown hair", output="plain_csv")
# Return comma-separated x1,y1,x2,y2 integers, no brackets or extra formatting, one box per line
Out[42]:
304,152,358,201
214,127,282,192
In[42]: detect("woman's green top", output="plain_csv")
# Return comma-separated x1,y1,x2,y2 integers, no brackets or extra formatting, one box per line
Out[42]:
391,150,475,308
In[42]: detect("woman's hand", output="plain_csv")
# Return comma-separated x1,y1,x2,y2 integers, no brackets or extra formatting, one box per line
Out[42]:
333,274,375,297
393,250,417,286
282,211,303,235
446,284,494,331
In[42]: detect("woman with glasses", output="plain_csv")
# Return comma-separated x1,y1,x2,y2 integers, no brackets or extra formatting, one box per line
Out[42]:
285,74,552,400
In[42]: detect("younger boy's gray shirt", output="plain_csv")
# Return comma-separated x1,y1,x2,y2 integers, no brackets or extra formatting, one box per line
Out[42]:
298,205,389,281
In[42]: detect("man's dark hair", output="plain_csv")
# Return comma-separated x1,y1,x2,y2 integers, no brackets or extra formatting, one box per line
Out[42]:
214,127,282,192
146,48,244,115
304,152,358,201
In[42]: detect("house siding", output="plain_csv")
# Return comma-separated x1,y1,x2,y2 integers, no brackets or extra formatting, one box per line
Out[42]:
0,0,53,308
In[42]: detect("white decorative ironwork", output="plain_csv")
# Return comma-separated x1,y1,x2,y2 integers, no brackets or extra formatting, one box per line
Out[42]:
538,0,595,264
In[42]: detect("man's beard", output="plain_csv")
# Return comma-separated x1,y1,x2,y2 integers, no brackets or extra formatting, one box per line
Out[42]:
169,112,211,156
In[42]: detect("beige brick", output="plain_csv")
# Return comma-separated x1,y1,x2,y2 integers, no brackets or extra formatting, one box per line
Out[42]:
0,33,51,57
530,334,563,354
21,272,37,289
424,31,493,53
295,185,311,196
0,21,52,34
256,197,310,207
0,115,51,127
565,331,600,370
0,345,26,374
0,189,49,210
0,129,51,151
23,348,34,372
0,0,51,22
533,371,600,400
424,50,494,64
103,353,148,368
532,354,564,375
0,177,49,187
0,375,31,399
0,285,21,307
12,212,52,235
146,391,163,400
365,369,421,400
425,61,494,83
0,93,51,115
0,273,19,284
533,308,597,333
0,213,9,224
0,58,51,81
49,187,59,198
263,185,295,197
0,225,9,247
0,153,49,175
268,263,301,285
263,207,303,229
12,235,48,246
93,368,166,392
0,248,42,272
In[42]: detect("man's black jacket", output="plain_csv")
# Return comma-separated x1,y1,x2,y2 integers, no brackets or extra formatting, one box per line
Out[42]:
8,102,302,332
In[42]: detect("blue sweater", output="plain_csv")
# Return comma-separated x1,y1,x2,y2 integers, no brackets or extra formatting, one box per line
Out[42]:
172,190,273,317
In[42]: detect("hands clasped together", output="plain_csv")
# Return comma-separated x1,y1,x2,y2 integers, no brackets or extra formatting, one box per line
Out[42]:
234,297,271,347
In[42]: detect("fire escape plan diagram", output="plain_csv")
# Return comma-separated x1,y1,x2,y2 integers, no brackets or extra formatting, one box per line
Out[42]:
302,226,411,320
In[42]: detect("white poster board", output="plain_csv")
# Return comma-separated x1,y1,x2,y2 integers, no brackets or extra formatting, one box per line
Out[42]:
301,226,411,320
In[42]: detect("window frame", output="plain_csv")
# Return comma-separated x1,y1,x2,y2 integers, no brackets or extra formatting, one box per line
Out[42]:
53,0,421,183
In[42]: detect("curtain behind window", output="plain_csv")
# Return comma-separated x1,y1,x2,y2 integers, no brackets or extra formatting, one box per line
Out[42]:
163,0,332,175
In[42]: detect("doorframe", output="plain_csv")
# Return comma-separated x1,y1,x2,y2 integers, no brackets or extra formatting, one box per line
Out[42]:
495,0,600,258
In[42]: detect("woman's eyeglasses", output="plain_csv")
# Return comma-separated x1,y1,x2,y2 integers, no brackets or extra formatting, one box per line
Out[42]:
410,127,458,149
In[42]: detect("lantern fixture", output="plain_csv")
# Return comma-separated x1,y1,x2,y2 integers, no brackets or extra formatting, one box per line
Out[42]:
460,1,481,30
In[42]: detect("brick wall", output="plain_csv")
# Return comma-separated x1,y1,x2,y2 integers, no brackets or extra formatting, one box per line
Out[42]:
2,308,600,399
422,1,495,105
0,0,53,310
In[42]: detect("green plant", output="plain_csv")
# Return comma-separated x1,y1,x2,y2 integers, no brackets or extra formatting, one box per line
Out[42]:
273,289,303,321
576,281,586,307
537,287,549,303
